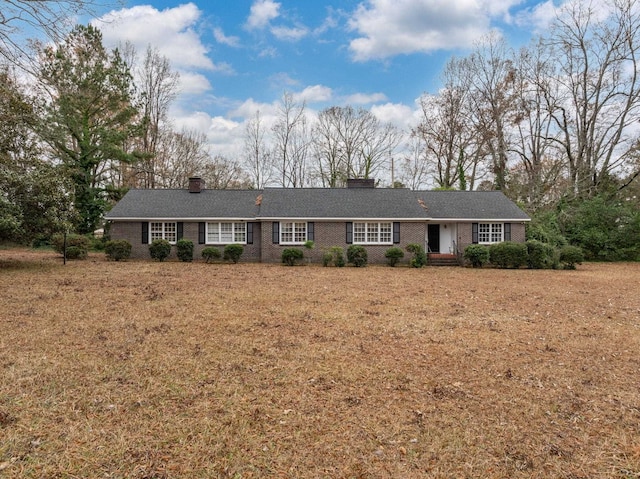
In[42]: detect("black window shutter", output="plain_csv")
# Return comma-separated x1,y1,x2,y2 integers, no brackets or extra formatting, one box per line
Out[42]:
346,222,353,244
272,222,279,244
472,223,479,244
307,222,314,241
177,222,184,240
247,222,254,244
504,223,511,241
393,222,400,244
198,222,205,244
142,222,149,244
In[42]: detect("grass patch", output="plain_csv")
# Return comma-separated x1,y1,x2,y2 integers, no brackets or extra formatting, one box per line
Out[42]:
1,249,639,477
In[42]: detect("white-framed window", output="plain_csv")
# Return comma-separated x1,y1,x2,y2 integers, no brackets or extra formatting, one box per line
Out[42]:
280,222,307,244
353,222,393,245
150,222,177,243
206,222,247,244
478,223,503,244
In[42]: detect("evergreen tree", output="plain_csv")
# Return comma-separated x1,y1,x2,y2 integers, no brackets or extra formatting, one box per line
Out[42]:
38,24,139,234
0,67,71,243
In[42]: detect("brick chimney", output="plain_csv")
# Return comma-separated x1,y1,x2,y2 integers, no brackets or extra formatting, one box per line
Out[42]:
346,178,375,188
188,177,205,193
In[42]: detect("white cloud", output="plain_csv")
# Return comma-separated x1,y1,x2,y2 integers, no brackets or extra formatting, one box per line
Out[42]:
246,0,281,30
371,102,419,129
172,111,216,136
213,27,240,47
292,85,333,104
271,25,309,41
348,0,523,61
512,0,558,32
94,4,215,71
176,71,212,95
343,92,388,105
229,98,279,120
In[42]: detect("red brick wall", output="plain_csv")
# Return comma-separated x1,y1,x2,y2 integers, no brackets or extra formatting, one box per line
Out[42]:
110,220,525,263
109,221,262,261
260,221,427,264
456,222,527,253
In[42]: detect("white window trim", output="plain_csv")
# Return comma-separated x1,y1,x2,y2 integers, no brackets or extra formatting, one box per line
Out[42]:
149,221,177,244
353,221,393,245
280,221,307,245
206,221,247,245
478,222,504,245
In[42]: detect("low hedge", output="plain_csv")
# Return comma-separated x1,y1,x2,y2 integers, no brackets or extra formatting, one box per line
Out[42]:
104,239,132,261
489,241,528,268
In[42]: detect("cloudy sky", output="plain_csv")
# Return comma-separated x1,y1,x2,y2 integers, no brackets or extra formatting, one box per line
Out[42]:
87,0,562,157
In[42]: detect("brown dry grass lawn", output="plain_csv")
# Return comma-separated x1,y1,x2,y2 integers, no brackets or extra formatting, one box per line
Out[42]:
1,249,639,478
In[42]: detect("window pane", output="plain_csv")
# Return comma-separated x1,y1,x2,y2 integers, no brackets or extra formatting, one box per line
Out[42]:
478,223,490,243
354,223,366,243
281,222,293,243
164,222,176,243
380,223,392,243
491,224,502,243
294,222,306,243
367,223,379,242
207,222,219,243
150,222,163,241
220,223,233,243
234,223,246,243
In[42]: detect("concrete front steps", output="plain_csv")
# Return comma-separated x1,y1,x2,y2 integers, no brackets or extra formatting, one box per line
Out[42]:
428,253,460,266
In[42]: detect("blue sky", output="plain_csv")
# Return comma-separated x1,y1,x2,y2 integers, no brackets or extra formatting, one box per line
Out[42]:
86,0,564,156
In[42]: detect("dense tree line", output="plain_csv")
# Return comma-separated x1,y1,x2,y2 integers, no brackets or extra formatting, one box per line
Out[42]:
0,0,638,260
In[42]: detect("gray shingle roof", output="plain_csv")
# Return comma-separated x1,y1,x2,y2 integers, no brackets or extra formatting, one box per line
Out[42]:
105,187,530,221
414,191,530,220
257,188,427,219
105,189,261,219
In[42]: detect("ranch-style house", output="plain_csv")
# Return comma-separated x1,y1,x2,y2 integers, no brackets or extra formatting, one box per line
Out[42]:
105,177,530,264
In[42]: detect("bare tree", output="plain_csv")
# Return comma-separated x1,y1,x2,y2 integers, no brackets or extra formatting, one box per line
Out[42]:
0,0,110,67
544,0,640,197
398,133,431,190
414,58,485,190
153,128,210,188
201,155,252,189
312,105,397,186
243,110,273,188
464,33,517,191
134,45,180,188
508,41,565,209
272,92,309,187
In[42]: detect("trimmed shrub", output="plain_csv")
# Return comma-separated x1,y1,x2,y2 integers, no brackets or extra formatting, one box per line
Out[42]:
489,241,528,269
323,247,345,267
52,233,90,260
406,243,427,268
526,240,556,269
202,247,221,263
384,246,404,267
104,239,132,261
223,244,243,263
560,245,584,270
176,238,194,262
149,239,171,262
65,245,88,260
463,244,490,268
347,244,367,267
282,248,304,266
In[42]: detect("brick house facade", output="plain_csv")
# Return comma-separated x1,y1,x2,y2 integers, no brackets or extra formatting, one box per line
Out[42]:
105,178,530,264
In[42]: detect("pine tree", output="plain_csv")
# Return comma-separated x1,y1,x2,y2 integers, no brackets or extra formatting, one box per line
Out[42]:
38,24,140,234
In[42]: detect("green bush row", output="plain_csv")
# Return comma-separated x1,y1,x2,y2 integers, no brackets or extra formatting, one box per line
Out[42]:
51,233,91,260
146,240,245,263
463,241,584,270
